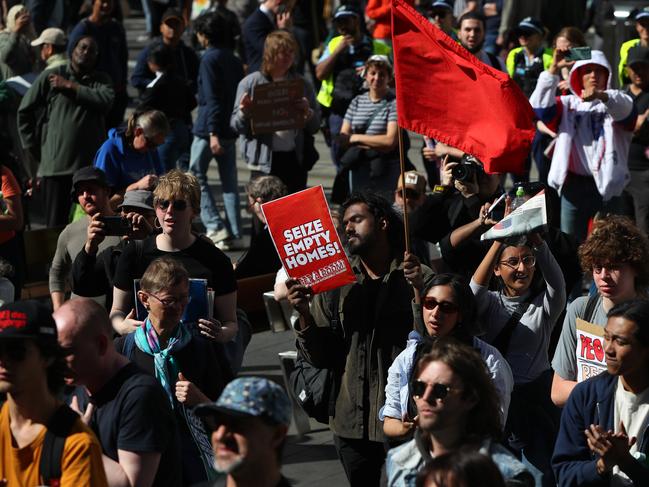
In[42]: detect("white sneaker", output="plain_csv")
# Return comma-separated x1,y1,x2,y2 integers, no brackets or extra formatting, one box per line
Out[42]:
216,236,247,251
207,228,230,245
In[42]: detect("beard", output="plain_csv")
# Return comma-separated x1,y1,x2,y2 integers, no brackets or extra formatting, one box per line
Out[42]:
464,39,484,54
214,455,245,474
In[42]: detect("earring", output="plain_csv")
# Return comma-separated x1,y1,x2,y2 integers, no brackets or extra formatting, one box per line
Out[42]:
154,218,161,229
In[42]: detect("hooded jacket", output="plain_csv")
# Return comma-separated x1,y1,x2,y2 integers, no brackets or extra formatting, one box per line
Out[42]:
530,50,636,201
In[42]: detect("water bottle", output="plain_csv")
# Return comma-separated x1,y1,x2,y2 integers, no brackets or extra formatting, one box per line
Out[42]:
510,186,526,211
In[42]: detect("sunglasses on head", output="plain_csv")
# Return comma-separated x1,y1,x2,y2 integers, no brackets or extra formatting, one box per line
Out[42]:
421,297,459,314
156,199,188,211
412,380,454,401
0,340,28,362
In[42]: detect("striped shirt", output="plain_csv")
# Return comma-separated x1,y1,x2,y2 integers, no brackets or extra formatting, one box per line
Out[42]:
344,92,397,135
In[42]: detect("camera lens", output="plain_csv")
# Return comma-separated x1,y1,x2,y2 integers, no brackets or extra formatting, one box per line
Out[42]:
452,165,469,182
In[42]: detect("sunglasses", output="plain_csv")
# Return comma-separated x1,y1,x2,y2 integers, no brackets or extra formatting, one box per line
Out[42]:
0,340,28,362
499,255,536,269
422,297,459,314
412,380,455,401
148,293,191,308
156,199,188,212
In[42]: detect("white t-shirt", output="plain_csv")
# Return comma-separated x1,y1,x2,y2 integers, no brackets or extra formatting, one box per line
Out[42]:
612,378,649,485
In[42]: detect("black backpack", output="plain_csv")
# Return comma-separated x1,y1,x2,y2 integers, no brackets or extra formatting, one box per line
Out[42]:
39,404,79,486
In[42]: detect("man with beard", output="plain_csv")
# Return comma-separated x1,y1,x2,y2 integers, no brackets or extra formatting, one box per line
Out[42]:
18,35,114,227
49,167,122,311
553,299,649,485
385,338,533,486
287,191,433,486
457,12,505,72
195,377,292,487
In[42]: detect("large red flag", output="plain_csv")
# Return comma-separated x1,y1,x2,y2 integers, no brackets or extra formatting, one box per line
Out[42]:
391,0,535,173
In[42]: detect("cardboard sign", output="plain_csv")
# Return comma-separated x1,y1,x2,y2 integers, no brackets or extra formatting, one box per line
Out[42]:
481,190,547,241
251,79,306,134
262,186,356,293
575,318,607,382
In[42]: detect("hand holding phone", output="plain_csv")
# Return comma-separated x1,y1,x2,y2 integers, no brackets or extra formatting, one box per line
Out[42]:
98,216,130,236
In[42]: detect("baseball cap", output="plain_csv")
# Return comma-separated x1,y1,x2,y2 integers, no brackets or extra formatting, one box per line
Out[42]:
515,17,545,37
333,4,361,20
0,300,57,343
397,171,427,194
31,27,66,47
70,166,109,198
161,8,184,25
636,7,649,21
431,0,454,11
194,376,292,426
118,190,154,212
628,45,649,67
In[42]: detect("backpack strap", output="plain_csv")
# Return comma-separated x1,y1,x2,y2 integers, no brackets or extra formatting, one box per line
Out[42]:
492,301,532,356
39,405,79,486
122,332,136,360
583,293,600,323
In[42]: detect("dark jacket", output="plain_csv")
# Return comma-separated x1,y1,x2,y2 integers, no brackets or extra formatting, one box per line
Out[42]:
17,63,114,177
552,372,649,486
140,71,196,124
68,18,128,91
131,39,200,94
234,228,280,280
295,255,434,441
194,46,243,139
241,8,274,73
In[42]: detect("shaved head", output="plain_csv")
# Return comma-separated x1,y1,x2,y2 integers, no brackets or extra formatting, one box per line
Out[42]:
54,297,113,338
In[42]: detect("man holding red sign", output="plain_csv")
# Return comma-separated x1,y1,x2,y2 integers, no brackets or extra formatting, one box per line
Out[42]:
286,192,433,486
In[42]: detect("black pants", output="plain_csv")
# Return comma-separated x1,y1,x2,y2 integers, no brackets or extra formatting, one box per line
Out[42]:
42,175,73,228
333,435,385,487
271,150,307,195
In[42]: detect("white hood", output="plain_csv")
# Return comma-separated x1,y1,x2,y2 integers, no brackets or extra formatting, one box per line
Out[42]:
568,50,612,98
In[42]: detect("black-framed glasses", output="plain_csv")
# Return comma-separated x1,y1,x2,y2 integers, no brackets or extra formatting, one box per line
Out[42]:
422,297,459,314
148,293,191,308
499,255,536,269
412,380,455,401
156,199,188,212
0,340,28,362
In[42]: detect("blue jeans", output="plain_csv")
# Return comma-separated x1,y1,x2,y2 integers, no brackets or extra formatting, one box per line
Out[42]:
157,119,191,173
329,113,345,171
189,136,240,238
560,174,603,244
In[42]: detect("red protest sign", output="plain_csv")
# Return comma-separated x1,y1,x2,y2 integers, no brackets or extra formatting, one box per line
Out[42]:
262,186,356,293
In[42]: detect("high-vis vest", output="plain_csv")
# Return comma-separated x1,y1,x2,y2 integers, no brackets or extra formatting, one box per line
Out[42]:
316,36,391,108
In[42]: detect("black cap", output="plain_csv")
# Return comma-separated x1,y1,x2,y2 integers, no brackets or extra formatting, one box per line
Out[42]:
514,17,545,36
70,166,108,198
628,45,649,67
161,8,184,25
431,0,454,11
333,4,361,20
0,300,57,343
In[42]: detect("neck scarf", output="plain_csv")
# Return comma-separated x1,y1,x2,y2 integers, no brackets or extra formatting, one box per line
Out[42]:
134,318,216,481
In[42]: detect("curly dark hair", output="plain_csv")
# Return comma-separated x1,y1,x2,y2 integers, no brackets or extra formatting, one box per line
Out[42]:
410,337,502,441
578,216,649,289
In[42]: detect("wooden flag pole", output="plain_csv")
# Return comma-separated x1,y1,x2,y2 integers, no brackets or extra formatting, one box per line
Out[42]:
397,126,411,255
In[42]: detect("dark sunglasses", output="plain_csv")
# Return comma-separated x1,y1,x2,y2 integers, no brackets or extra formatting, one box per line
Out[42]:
412,380,454,401
156,199,188,211
0,340,28,362
421,297,459,314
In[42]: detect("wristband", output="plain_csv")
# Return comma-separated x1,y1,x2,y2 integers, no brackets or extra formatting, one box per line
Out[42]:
433,185,450,194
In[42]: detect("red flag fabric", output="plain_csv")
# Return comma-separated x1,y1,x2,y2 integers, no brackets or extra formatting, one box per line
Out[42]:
261,186,357,294
391,0,535,173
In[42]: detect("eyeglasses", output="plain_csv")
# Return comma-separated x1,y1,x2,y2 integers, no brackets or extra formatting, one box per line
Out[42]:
148,293,191,308
156,199,188,212
422,297,459,314
412,380,456,401
0,340,28,362
499,255,536,269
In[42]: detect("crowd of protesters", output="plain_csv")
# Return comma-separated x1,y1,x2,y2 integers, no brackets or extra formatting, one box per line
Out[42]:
2,0,649,486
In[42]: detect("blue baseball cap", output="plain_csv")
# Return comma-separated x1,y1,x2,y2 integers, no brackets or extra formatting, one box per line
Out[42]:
194,377,292,426
636,8,649,21
431,0,454,11
515,17,545,36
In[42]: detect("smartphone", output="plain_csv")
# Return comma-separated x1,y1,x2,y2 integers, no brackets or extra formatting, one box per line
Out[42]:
487,193,506,221
99,216,130,236
565,47,591,62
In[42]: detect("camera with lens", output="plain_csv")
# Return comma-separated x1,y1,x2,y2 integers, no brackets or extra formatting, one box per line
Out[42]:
452,154,484,182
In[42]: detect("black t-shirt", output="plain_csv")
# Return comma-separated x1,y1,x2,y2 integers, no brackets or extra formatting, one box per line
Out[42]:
113,235,237,296
626,87,649,171
89,363,182,487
